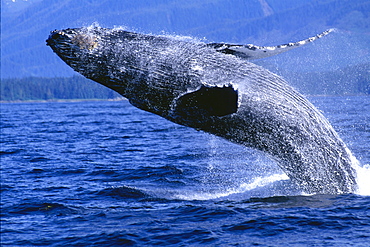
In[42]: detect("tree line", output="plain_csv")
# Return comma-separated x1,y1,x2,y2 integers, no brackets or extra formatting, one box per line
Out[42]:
1,68,369,102
1,76,121,101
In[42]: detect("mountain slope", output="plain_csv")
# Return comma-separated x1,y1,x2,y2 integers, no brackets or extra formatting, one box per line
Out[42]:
1,0,369,79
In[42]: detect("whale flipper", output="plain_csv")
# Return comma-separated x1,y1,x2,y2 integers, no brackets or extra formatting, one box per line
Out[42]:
175,85,238,118
208,29,334,60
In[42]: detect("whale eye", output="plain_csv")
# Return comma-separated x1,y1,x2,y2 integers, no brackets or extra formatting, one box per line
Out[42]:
176,85,238,117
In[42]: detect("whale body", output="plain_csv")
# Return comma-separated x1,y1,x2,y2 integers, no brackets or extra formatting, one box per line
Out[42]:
46,26,357,194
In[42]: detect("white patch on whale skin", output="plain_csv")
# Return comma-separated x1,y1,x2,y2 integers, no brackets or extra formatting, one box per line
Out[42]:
191,64,204,72
71,33,99,50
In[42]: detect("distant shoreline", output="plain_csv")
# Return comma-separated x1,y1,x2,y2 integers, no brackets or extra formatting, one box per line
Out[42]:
0,97,126,104
1,95,368,104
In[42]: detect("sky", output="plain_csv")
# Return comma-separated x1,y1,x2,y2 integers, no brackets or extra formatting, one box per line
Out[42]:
2,0,42,12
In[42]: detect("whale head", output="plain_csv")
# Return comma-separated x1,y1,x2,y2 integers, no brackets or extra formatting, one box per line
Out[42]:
47,27,177,114
47,27,239,120
47,27,133,94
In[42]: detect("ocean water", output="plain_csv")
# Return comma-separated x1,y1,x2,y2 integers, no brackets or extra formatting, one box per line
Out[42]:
1,96,369,246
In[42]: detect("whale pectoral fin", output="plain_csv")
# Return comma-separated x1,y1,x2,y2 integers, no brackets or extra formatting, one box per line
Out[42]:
208,29,334,60
175,85,238,117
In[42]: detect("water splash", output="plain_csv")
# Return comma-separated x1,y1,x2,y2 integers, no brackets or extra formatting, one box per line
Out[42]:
175,173,289,200
354,163,370,196
348,151,369,196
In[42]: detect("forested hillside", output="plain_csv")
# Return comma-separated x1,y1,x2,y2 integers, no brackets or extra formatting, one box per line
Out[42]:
0,76,120,101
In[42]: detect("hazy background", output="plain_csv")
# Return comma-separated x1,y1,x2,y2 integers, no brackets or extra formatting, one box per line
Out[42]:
1,0,369,98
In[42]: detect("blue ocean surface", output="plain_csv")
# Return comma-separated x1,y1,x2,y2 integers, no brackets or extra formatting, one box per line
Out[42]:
1,96,369,246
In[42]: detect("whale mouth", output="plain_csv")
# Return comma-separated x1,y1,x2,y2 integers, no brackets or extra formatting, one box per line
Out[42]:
46,29,74,47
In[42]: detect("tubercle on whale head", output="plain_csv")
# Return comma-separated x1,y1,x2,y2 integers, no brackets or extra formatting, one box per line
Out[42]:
46,28,94,69
55,30,97,50
46,27,140,59
46,28,104,61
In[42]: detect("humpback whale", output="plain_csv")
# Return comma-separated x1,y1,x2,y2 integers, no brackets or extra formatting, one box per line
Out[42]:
46,26,357,194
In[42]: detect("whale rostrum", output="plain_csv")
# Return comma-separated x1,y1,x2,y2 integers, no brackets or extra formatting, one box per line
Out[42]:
47,26,357,194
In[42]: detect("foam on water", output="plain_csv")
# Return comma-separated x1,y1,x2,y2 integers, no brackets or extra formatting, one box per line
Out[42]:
348,150,370,196
354,163,370,196
172,161,370,200
175,173,289,200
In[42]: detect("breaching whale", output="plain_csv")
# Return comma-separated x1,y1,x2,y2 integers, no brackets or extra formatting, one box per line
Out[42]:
46,26,357,194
